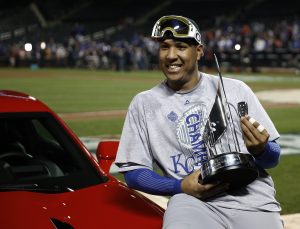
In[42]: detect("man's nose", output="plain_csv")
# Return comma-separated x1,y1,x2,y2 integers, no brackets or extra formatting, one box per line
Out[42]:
166,47,177,60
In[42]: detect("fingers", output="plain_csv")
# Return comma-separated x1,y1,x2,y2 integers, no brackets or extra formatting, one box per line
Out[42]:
194,169,201,177
181,170,206,197
241,116,269,139
241,130,252,146
248,117,265,133
182,170,226,199
240,115,270,155
200,182,219,190
199,183,230,200
257,124,265,133
248,117,266,133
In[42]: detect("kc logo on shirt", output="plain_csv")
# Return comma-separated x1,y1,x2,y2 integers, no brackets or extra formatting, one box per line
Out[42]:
171,105,208,174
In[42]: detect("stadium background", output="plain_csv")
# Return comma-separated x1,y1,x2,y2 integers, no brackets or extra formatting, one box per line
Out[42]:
1,0,300,225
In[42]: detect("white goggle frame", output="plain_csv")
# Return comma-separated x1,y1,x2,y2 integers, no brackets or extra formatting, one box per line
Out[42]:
151,15,202,44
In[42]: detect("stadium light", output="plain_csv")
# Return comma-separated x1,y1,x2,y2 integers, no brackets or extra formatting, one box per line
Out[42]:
234,44,241,51
40,42,46,50
24,43,33,52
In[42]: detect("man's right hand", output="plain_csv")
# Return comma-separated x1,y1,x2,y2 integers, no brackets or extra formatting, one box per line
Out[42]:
181,170,229,199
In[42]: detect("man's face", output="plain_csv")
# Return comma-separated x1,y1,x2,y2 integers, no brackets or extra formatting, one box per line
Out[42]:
159,39,203,91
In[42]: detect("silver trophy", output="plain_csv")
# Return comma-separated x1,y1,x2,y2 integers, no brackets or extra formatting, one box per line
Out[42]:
198,54,258,190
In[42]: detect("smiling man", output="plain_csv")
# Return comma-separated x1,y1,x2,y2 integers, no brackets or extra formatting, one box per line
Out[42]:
115,15,283,228
158,38,202,91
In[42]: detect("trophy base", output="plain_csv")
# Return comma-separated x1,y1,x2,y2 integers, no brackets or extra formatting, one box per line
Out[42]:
199,153,258,190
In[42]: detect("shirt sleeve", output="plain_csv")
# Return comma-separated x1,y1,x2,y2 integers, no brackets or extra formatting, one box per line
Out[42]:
115,94,154,172
243,82,280,141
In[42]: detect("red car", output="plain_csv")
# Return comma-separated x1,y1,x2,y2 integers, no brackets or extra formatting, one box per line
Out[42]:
0,90,164,228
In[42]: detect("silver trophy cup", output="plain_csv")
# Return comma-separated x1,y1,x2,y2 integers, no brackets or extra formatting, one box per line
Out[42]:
198,55,258,190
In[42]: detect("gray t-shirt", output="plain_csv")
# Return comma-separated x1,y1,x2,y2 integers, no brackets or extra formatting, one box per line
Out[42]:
115,72,281,212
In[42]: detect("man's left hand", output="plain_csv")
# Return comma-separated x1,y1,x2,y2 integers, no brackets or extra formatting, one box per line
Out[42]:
240,115,269,157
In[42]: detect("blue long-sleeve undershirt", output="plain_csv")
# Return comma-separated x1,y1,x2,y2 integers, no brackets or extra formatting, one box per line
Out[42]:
124,168,182,196
124,141,280,195
254,140,281,169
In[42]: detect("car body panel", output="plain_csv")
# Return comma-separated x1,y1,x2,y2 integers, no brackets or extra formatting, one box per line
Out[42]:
0,90,164,228
0,181,163,228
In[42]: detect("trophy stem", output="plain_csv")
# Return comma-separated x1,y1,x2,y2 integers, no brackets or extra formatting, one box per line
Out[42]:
223,131,231,152
214,53,241,153
206,119,215,157
227,111,240,152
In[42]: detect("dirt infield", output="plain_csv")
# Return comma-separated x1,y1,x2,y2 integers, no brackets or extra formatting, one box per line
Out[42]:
256,89,300,105
59,110,127,121
281,214,300,229
59,89,300,121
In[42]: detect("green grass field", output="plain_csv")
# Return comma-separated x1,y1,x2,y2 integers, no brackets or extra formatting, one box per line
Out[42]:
1,67,300,214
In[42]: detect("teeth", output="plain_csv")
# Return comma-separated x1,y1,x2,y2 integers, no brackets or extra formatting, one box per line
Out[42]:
168,65,181,71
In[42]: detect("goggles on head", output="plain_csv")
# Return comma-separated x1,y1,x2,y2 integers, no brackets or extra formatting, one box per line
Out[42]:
151,15,202,45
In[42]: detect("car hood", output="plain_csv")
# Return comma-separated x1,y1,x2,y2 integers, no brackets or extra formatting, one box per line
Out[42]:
0,180,164,228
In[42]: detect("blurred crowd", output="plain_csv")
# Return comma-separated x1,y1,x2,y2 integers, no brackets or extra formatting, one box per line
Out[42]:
1,17,299,70
3,34,157,70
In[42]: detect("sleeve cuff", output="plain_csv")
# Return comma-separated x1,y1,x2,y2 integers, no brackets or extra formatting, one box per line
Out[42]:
174,179,183,194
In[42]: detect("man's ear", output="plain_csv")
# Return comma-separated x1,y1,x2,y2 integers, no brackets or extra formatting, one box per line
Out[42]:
196,45,204,60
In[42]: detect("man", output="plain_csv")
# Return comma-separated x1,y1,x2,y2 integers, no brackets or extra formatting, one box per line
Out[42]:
115,15,283,228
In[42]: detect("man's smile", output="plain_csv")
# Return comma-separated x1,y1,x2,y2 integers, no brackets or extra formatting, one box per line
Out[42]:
166,63,183,73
